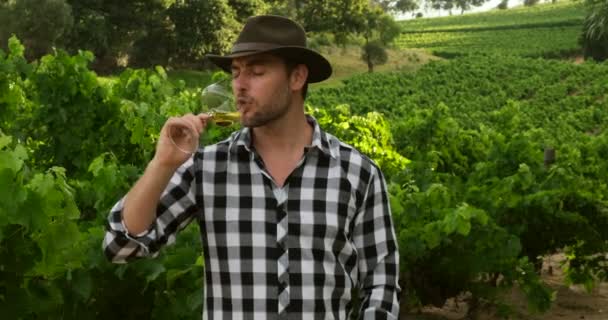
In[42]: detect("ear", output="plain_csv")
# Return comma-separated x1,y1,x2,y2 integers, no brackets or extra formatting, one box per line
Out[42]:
289,64,308,92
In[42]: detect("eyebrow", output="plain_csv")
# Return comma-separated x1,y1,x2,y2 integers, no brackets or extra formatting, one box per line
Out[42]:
231,57,273,70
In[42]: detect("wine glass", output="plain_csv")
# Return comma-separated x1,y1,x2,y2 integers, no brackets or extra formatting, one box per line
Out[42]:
200,80,239,127
169,79,239,154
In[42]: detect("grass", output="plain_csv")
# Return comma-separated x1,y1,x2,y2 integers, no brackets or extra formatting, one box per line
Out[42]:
96,45,436,91
396,0,585,59
309,45,438,90
399,0,584,32
157,46,436,91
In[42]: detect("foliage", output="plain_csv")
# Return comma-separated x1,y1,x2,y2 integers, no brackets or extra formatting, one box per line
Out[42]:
309,54,608,312
0,0,73,59
307,104,409,179
2,2,608,315
167,0,241,65
361,41,389,73
399,1,584,32
0,0,411,71
0,37,410,318
430,0,490,15
228,0,270,21
397,1,585,58
297,0,368,41
524,0,540,6
65,0,168,72
357,6,401,72
0,0,275,71
580,0,608,61
0,134,85,317
373,0,420,13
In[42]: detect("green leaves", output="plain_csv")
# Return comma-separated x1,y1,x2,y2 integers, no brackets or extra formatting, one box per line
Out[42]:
8,35,25,58
581,0,608,61
1,18,607,317
396,1,584,58
442,203,488,236
308,104,410,179
310,51,608,313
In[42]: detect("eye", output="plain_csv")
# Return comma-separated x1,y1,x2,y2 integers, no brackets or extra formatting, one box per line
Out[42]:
251,66,265,76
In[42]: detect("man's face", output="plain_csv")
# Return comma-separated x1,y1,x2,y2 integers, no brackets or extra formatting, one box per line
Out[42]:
231,53,293,128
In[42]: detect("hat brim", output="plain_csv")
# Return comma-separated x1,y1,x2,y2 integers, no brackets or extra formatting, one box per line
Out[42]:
206,47,332,83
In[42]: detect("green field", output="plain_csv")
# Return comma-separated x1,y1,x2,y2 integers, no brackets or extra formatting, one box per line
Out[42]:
396,1,585,58
399,1,584,31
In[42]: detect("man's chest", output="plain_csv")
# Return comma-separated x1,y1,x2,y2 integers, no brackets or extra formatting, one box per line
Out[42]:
196,157,363,250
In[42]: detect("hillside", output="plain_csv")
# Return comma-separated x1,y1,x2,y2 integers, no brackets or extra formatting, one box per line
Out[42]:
395,1,585,58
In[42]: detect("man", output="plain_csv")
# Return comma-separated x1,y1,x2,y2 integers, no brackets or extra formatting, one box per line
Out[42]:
103,15,400,319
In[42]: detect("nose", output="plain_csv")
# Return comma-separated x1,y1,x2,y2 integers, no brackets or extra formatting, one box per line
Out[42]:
232,74,248,96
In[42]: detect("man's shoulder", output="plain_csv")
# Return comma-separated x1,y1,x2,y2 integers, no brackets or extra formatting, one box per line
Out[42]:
324,131,382,179
195,135,233,158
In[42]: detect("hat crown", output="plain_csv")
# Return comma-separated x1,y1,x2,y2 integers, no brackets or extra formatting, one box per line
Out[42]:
234,15,307,51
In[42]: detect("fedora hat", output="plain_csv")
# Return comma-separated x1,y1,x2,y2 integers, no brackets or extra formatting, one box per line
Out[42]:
206,15,332,83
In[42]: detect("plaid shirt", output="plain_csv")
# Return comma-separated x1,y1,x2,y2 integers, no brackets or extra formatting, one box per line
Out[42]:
103,116,400,319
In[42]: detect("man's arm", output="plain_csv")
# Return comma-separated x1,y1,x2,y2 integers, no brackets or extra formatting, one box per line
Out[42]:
122,159,178,235
353,166,401,319
102,114,209,263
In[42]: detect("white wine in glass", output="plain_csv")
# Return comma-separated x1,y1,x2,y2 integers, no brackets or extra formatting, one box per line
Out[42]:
169,80,239,154
200,80,239,126
208,109,240,127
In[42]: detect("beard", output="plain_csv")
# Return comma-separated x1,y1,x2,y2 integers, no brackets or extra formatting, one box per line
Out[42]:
239,82,293,128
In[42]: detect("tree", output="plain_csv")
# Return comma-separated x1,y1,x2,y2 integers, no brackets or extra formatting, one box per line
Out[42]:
430,0,489,15
296,0,368,40
167,0,241,66
64,0,247,70
65,0,167,72
228,0,269,21
373,0,420,13
362,41,388,73
523,0,540,6
580,0,608,61
0,0,73,60
358,6,400,72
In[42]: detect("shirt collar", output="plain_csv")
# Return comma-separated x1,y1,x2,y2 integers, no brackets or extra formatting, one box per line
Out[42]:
228,115,339,159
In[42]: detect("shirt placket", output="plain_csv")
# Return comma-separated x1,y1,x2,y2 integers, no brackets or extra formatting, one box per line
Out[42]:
252,147,310,318
276,200,289,319
251,150,291,318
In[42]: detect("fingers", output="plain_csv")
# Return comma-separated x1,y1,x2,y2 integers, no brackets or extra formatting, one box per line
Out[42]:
182,114,202,138
186,113,213,133
166,114,208,137
197,112,213,126
155,113,213,163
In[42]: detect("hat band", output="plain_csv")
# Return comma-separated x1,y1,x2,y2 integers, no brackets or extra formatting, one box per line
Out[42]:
231,42,304,54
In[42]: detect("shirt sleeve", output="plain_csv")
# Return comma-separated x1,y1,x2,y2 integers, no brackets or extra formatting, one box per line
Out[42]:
102,157,199,263
353,166,401,319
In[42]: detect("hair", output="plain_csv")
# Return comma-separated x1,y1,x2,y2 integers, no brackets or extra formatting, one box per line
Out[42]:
283,58,309,100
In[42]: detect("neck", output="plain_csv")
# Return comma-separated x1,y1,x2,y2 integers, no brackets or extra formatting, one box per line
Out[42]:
251,104,313,154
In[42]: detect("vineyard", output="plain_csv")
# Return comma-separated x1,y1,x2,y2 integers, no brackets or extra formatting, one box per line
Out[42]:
1,1,608,319
308,53,608,314
399,1,584,31
396,1,585,58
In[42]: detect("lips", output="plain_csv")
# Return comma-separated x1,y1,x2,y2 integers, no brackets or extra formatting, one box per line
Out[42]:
236,96,253,111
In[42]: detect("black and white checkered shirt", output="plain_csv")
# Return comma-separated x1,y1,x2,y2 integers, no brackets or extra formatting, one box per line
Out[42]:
103,116,400,319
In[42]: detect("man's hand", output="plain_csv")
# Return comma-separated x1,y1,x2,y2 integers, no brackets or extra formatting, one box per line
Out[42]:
154,113,212,168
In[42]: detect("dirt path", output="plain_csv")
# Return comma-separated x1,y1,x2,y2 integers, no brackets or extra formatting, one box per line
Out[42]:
403,254,607,320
